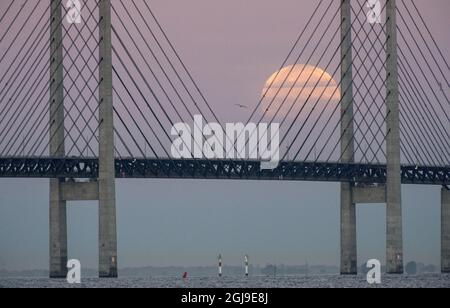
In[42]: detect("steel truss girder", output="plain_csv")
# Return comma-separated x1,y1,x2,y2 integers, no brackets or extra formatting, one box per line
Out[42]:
0,158,448,185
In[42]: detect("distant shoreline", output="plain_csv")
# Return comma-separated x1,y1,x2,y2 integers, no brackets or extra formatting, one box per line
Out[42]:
0,263,440,278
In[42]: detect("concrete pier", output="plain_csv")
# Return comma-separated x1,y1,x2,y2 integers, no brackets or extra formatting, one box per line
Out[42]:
340,0,357,275
385,0,403,274
49,0,67,278
98,0,118,278
442,187,450,273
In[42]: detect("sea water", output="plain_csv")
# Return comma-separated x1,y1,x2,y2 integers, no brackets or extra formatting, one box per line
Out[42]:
0,274,449,288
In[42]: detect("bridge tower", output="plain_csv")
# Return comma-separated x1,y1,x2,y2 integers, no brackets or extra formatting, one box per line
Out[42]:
340,0,357,275
98,0,118,278
340,0,404,274
49,0,67,278
49,0,118,278
385,0,403,274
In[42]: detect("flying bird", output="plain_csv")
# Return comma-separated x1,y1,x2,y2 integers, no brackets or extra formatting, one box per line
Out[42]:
235,104,248,109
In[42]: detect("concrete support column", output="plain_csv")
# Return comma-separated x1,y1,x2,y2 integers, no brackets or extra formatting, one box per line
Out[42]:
341,184,357,274
340,0,357,275
386,0,403,274
98,0,118,278
49,0,67,278
442,187,450,273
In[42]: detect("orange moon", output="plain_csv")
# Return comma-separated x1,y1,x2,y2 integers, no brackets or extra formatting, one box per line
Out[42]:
261,64,340,120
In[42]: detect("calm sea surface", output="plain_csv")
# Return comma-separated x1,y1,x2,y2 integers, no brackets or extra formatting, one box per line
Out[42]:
0,274,449,288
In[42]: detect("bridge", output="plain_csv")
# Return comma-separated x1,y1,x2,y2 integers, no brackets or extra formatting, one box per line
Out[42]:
0,0,448,278
0,157,448,185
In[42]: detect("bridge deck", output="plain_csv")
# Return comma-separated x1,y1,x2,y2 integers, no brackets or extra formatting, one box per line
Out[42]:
0,157,448,185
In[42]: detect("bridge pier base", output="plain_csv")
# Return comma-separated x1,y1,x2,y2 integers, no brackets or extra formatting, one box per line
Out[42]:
442,186,450,273
49,179,68,278
341,184,388,275
341,183,357,275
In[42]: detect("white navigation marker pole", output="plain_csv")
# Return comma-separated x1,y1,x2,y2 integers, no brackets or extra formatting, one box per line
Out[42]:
245,255,249,277
218,254,223,277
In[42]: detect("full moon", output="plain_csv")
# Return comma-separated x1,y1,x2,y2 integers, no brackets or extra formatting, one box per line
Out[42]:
261,64,340,121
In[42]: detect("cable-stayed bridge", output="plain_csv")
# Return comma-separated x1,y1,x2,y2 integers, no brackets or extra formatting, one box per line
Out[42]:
0,0,448,278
